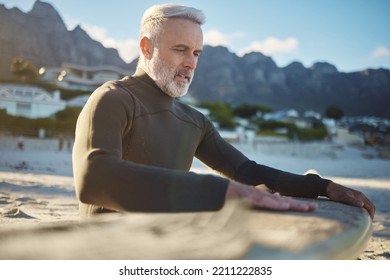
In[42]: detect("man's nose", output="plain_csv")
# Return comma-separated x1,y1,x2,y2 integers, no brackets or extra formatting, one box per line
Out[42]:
183,54,197,69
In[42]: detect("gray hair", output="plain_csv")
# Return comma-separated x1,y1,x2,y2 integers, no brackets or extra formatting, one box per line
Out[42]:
140,3,206,40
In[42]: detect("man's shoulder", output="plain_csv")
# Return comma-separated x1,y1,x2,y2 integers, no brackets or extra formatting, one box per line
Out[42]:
90,77,140,102
85,78,138,110
97,76,137,93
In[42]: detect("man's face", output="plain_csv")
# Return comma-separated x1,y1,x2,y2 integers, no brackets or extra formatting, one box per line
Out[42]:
147,18,203,97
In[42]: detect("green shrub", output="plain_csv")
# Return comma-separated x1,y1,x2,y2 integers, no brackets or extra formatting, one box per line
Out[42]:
254,120,294,130
288,126,328,141
0,107,81,137
233,104,273,119
198,102,235,128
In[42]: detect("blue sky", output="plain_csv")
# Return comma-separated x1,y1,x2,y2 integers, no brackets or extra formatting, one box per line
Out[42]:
2,0,390,72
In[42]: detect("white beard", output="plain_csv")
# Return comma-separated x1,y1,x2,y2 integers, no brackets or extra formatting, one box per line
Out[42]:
144,55,192,98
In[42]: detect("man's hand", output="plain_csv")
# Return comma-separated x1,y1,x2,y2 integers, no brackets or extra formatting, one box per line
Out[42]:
226,181,318,212
326,181,376,219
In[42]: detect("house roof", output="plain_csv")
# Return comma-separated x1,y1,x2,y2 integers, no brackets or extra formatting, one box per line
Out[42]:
0,84,64,105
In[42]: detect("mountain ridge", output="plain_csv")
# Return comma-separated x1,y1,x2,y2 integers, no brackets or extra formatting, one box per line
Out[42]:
1,1,389,117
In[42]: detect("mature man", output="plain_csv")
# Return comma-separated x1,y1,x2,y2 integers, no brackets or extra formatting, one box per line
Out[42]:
72,4,375,218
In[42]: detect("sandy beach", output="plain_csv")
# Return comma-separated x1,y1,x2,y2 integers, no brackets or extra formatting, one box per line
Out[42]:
0,133,389,260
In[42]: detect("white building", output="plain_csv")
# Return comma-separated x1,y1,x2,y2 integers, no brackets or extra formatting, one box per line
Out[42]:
0,84,66,118
39,63,130,91
263,109,299,121
66,94,90,108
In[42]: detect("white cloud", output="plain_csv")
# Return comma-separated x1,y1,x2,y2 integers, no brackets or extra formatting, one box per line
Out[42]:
370,46,390,58
63,17,79,31
81,24,107,41
81,23,139,63
238,37,299,56
203,29,245,47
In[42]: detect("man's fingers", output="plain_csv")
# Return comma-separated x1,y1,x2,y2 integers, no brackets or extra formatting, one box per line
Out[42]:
359,194,376,219
271,193,318,211
335,190,375,219
326,182,376,219
227,181,318,213
355,195,376,219
251,192,318,212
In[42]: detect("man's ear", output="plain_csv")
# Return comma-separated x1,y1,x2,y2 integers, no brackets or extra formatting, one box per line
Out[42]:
140,37,154,60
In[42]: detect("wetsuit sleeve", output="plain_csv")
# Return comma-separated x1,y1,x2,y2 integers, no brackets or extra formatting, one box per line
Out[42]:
234,161,330,198
72,85,229,214
195,120,249,178
195,120,330,198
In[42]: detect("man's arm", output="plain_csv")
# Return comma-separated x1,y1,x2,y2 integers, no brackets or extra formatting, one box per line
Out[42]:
226,180,318,212
195,123,375,218
235,161,376,218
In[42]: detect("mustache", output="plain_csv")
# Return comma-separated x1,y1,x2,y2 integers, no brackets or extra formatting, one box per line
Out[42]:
175,69,193,81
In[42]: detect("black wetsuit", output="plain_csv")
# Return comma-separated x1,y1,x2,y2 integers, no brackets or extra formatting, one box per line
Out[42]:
72,68,330,217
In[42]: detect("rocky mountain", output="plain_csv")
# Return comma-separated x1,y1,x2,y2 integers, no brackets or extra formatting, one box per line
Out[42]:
191,46,390,117
1,1,389,117
191,46,390,118
0,0,136,76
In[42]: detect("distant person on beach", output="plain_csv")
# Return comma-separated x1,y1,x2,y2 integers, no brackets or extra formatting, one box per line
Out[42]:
58,134,64,151
17,136,24,151
72,3,375,218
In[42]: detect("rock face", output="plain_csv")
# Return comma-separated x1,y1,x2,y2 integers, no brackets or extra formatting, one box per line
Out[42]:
1,1,389,117
0,1,135,76
191,46,390,117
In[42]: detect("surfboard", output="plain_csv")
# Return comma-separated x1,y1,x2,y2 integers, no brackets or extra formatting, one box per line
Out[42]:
0,199,372,259
246,198,373,259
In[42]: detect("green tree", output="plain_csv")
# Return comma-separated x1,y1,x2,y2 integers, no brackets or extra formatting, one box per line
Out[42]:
325,105,344,120
54,106,82,133
233,104,273,119
55,106,82,121
10,57,38,82
0,107,82,137
198,102,235,128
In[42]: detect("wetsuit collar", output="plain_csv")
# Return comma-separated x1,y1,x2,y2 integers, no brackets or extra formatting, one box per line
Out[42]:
132,67,162,92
